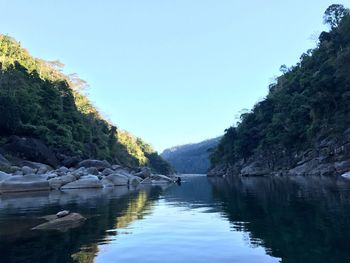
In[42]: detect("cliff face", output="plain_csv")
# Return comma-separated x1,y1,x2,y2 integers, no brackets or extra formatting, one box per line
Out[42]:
161,137,220,174
0,35,172,174
209,6,350,178
209,128,350,177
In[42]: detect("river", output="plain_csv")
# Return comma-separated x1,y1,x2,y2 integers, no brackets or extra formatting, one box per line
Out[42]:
1,175,350,262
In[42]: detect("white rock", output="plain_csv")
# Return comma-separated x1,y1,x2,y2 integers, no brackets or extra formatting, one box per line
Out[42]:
0,175,50,193
61,175,103,189
341,171,350,179
105,173,129,186
56,210,70,218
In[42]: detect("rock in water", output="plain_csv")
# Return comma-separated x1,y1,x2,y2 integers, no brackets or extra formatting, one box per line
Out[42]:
32,213,86,232
56,210,70,218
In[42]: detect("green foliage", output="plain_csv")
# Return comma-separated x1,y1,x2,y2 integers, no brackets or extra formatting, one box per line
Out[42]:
323,4,350,29
0,34,172,174
210,6,350,167
0,95,20,135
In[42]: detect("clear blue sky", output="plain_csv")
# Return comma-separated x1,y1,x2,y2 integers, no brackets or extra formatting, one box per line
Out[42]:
0,0,347,152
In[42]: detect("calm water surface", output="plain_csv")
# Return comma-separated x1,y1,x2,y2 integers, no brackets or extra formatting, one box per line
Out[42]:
1,175,350,263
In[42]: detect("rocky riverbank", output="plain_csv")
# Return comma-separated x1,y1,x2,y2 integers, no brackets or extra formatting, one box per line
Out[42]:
208,128,350,179
0,156,177,193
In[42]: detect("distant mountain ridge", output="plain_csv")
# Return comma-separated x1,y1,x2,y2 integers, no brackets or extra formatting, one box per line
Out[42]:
161,137,221,174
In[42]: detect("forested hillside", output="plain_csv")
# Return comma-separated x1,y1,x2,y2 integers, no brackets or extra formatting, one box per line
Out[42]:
210,5,350,177
162,137,220,174
0,35,172,174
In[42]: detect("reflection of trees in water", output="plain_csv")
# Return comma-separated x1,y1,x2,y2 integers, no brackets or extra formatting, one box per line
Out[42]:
0,187,163,263
209,176,350,263
71,188,160,263
114,190,153,229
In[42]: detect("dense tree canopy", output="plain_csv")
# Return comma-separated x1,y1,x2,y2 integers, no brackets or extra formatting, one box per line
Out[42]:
0,35,172,174
210,5,350,167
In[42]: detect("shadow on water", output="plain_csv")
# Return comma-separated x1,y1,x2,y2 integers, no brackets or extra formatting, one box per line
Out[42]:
208,176,350,263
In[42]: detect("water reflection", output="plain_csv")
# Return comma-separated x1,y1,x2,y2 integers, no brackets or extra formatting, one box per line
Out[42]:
0,176,349,263
209,176,350,263
0,185,166,263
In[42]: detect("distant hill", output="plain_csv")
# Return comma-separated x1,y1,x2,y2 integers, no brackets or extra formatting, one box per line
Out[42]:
161,137,221,174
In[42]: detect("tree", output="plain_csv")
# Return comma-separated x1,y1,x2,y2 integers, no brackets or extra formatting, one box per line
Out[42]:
323,4,350,29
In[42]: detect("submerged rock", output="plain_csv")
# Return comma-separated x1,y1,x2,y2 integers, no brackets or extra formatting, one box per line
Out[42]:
32,212,86,232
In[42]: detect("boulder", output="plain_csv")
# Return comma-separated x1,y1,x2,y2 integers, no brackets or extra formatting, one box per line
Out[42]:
101,178,114,187
128,175,142,186
76,159,111,170
13,170,24,176
37,165,50,175
3,136,58,167
240,161,270,176
71,167,87,179
61,175,103,189
22,166,37,175
0,171,11,182
105,173,129,186
86,167,99,175
134,167,152,179
0,153,11,167
0,175,50,193
111,164,122,170
49,174,76,190
62,156,82,168
151,174,174,182
140,177,152,184
32,213,86,232
18,161,52,172
46,173,58,180
57,166,69,174
56,210,70,218
101,168,114,176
